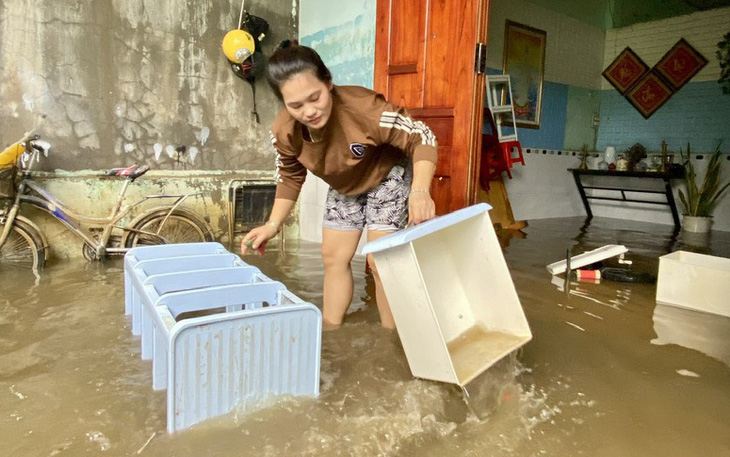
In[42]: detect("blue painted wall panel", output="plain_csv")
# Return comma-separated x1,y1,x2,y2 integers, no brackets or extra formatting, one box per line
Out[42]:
300,14,375,89
517,81,568,150
484,68,568,150
597,81,730,153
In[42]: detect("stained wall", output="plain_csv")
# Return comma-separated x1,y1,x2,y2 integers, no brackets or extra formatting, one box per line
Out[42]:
0,0,297,259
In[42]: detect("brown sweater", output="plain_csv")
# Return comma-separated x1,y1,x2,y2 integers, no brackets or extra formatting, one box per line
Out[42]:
270,85,438,201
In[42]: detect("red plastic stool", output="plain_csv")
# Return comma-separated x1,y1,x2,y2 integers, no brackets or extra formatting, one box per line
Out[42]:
501,140,524,166
499,140,524,179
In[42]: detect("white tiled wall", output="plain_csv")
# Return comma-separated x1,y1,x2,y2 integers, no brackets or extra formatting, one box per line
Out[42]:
504,149,591,221
602,6,730,89
488,0,606,89
505,150,730,231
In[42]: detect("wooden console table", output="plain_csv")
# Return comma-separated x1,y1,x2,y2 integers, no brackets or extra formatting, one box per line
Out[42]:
568,168,685,229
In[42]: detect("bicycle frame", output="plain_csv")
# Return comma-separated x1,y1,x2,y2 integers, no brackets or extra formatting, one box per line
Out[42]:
1,147,202,257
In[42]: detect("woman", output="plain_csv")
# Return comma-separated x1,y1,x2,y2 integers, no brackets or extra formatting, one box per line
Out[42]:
241,41,437,329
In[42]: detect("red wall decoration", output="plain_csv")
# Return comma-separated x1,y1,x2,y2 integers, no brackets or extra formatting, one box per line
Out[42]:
654,38,708,91
602,47,649,95
625,70,675,119
602,39,707,118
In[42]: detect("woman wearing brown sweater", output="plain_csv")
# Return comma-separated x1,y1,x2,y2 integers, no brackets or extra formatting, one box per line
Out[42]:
241,42,438,329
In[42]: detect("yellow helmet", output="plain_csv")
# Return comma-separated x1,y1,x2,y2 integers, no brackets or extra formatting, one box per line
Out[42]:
222,29,255,64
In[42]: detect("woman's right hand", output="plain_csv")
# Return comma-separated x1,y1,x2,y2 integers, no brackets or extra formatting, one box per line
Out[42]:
240,222,279,256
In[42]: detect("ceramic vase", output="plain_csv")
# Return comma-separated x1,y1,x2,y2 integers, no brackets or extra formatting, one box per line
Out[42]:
604,146,616,164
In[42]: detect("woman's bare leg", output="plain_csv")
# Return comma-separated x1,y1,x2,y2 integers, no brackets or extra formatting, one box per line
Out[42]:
366,229,396,329
321,228,362,327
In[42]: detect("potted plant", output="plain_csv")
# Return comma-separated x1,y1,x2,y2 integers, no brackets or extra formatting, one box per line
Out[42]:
678,143,730,233
718,31,730,95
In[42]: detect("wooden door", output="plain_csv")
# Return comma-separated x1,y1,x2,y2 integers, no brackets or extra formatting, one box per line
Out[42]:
374,0,490,214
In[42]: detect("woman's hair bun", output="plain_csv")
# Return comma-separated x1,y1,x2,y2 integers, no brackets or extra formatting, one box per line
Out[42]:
277,39,299,50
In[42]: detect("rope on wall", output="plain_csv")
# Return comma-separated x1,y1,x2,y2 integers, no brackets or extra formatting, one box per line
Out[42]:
238,0,246,29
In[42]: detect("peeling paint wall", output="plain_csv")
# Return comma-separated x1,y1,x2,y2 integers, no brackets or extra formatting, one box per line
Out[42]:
0,0,296,258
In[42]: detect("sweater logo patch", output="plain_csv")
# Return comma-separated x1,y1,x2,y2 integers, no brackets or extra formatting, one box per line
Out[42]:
349,143,366,158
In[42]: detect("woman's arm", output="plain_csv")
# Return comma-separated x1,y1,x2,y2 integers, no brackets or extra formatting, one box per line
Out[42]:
375,103,439,224
241,128,305,255
240,197,297,255
409,159,436,225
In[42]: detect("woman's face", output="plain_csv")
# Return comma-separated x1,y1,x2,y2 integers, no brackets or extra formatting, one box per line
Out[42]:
279,70,333,131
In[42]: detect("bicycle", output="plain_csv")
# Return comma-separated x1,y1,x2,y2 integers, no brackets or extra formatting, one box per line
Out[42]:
0,131,214,270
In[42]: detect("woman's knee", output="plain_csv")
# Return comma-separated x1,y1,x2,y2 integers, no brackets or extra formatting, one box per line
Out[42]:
322,244,355,269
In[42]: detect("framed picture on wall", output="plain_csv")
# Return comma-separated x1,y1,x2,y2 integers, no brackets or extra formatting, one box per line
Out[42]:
502,20,547,129
625,70,674,119
654,38,708,91
602,47,649,94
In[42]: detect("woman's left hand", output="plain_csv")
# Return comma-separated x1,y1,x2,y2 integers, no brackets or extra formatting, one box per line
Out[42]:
408,191,435,225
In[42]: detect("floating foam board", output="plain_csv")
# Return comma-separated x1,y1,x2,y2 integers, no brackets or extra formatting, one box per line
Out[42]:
546,244,629,276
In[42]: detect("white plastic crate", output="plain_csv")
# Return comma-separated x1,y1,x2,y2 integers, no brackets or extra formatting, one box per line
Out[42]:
149,285,321,433
362,203,532,386
136,266,273,361
124,242,228,315
128,252,248,335
656,250,730,318
123,243,322,433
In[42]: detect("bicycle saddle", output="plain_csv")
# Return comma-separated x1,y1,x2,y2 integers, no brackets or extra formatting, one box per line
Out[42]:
30,139,51,156
106,164,150,180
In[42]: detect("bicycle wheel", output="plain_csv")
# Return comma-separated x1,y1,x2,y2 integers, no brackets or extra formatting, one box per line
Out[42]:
0,218,46,270
124,208,213,247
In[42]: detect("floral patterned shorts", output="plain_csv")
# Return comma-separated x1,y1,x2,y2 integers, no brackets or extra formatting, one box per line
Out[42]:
323,163,412,232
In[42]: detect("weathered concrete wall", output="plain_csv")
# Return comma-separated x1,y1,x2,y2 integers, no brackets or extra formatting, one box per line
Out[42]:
0,0,296,169
0,0,297,259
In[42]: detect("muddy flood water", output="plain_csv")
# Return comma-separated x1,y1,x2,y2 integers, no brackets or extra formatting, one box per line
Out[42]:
1,216,729,457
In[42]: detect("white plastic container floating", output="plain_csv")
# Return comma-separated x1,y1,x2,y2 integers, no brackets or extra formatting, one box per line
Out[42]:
362,203,531,387
123,243,322,433
656,250,730,318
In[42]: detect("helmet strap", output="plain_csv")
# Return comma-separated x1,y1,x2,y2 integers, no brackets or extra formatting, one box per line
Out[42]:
247,79,259,124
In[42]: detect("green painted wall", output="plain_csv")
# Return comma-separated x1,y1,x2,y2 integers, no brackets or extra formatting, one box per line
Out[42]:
564,86,601,150
522,0,612,29
522,0,726,28
611,0,697,28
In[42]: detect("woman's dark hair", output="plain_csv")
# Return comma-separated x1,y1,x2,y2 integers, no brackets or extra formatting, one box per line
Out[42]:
266,40,332,99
